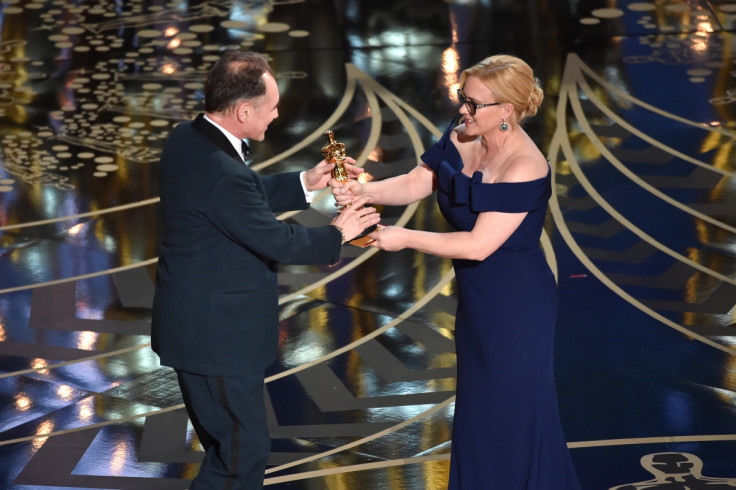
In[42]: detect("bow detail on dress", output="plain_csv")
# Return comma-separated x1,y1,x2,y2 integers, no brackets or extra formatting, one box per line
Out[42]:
421,121,552,214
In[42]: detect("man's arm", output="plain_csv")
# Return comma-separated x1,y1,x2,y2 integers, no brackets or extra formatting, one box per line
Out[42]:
260,171,310,213
208,171,342,265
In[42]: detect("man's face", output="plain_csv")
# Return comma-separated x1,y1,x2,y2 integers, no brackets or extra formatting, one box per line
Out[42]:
243,72,279,141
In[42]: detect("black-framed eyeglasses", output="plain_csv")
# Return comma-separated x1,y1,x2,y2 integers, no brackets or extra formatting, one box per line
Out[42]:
457,89,501,116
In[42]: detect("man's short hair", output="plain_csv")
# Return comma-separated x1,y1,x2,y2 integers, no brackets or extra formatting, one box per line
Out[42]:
204,50,274,113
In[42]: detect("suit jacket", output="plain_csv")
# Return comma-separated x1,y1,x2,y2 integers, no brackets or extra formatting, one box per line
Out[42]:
151,113,342,375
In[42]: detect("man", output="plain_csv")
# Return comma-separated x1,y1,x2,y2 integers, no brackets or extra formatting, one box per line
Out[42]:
151,50,380,489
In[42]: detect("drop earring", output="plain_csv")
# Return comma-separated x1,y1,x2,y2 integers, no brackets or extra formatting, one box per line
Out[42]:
499,119,509,132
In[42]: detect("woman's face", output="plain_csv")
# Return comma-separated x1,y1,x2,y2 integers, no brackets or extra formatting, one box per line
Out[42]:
459,76,503,133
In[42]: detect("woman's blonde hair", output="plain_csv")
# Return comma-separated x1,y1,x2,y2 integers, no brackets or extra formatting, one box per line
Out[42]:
459,54,543,127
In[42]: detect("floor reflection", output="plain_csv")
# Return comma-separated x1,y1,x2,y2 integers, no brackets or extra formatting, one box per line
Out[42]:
1,0,736,488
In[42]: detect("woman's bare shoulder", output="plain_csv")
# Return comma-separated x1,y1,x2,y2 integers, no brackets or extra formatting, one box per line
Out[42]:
499,152,548,183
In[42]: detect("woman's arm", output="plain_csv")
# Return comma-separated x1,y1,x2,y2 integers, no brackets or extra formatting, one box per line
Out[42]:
333,163,436,207
368,209,527,261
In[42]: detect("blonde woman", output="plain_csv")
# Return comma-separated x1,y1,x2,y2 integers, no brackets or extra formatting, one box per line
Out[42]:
333,55,581,489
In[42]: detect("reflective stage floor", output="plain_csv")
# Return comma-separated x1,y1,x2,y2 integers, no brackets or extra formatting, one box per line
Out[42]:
1,0,736,488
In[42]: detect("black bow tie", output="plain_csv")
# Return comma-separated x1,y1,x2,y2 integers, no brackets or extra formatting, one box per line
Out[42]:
241,140,251,158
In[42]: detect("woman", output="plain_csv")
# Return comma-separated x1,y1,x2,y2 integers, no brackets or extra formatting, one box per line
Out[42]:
333,54,581,488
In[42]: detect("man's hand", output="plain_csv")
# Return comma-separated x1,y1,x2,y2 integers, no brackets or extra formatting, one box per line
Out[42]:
331,195,380,242
304,157,364,191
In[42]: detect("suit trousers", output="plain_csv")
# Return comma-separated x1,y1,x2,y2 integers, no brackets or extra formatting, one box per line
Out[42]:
176,369,270,490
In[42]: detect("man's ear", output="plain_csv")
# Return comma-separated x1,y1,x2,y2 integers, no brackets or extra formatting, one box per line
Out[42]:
236,101,251,122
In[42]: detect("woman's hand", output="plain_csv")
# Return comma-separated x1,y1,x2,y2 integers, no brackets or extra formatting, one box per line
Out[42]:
367,226,406,251
330,178,365,209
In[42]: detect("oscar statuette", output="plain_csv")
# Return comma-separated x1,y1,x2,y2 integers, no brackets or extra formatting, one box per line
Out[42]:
322,130,378,247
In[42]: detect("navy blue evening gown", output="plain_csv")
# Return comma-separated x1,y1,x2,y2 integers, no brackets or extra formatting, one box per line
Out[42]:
421,123,581,489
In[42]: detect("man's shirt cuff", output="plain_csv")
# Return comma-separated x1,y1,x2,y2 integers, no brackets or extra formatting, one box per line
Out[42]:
299,172,314,203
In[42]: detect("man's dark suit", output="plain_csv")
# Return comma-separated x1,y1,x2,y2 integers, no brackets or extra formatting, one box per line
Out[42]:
151,113,342,488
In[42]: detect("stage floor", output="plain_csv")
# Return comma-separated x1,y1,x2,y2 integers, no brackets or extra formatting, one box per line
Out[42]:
1,0,736,488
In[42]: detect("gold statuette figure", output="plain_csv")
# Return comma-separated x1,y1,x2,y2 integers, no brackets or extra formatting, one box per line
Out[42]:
321,129,379,246
322,130,349,211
